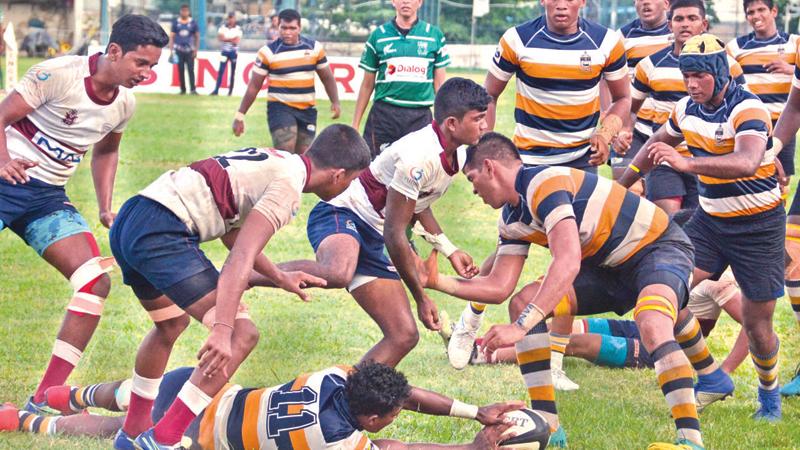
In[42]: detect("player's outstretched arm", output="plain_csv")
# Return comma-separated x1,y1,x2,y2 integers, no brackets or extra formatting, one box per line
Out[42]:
373,424,512,450
403,386,524,425
91,131,123,228
0,92,37,185
617,125,683,188
233,72,267,136
317,65,341,119
483,73,508,131
352,71,376,130
427,252,525,304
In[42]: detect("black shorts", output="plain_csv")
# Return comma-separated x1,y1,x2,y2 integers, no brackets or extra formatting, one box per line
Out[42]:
363,100,431,158
610,129,648,170
267,101,318,137
645,164,699,210
683,207,785,301
572,221,693,316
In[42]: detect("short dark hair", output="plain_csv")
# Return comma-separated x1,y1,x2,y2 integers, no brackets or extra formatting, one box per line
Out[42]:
107,14,169,54
743,0,773,11
346,361,411,417
180,4,190,9
669,0,706,18
464,132,521,171
305,124,371,172
278,9,301,24
433,77,491,123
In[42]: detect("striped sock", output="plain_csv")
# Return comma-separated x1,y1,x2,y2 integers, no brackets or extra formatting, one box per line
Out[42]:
653,341,702,446
470,302,486,314
17,411,59,435
516,322,558,431
750,338,780,391
71,383,103,411
549,332,570,372
675,311,719,376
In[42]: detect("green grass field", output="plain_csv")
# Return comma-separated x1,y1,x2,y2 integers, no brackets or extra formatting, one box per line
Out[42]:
0,57,799,449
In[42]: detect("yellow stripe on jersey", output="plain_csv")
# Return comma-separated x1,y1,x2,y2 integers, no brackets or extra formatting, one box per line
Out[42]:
241,389,265,450
516,95,599,121
698,164,776,185
582,183,626,259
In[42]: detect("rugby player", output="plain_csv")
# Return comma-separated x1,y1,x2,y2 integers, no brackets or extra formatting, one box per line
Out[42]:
0,361,521,450
108,125,370,449
0,14,168,414
619,34,784,421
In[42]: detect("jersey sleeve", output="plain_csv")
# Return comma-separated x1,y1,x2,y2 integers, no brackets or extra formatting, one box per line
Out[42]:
315,41,329,70
14,61,66,109
631,59,652,101
252,46,271,76
489,27,520,82
727,55,747,87
666,100,687,138
359,32,379,73
527,170,577,235
731,100,771,143
434,29,450,69
602,30,629,81
252,177,301,231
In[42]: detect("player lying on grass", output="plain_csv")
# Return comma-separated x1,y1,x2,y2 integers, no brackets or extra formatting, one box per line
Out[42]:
250,78,489,368
0,14,168,415
423,131,730,450
0,361,522,450
107,125,371,449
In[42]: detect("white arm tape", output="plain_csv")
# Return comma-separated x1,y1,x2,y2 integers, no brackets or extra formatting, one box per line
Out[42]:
411,224,459,257
449,399,479,419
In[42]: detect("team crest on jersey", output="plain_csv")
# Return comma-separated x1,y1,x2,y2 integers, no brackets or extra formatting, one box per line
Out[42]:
493,47,501,63
409,167,424,182
714,124,725,144
417,41,428,56
580,52,592,72
345,219,357,232
35,70,51,81
62,109,79,126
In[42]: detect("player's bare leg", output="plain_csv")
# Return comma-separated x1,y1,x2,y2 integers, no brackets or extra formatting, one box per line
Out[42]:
634,284,702,449
782,218,800,396
296,128,315,154
0,402,124,438
351,278,419,367
654,197,682,216
27,232,113,413
121,296,191,440
270,126,298,154
274,235,360,289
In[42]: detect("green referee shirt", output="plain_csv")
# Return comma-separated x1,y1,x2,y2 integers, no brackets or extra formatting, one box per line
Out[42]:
359,19,450,108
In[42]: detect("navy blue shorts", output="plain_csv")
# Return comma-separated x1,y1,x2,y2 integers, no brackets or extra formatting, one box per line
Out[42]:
0,178,91,255
683,207,785,301
572,221,693,316
306,201,399,281
645,165,699,210
267,101,317,137
610,129,647,170
109,196,219,308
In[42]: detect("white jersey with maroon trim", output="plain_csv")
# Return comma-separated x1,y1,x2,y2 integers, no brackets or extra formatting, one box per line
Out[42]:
6,53,136,186
329,123,463,234
139,147,309,242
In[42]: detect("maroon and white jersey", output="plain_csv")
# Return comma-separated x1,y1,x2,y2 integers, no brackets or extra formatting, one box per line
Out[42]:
140,148,309,241
7,53,136,185
329,122,463,234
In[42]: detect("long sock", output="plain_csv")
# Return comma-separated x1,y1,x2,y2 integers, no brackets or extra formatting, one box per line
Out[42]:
122,372,162,436
516,322,558,431
550,332,570,372
750,338,780,391
785,224,800,326
70,383,104,411
153,381,212,445
462,303,485,330
17,411,59,435
653,341,702,446
33,338,83,403
674,311,719,376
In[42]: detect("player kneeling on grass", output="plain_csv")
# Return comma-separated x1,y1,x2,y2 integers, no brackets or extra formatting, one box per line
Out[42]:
424,132,720,450
107,125,371,450
0,361,522,450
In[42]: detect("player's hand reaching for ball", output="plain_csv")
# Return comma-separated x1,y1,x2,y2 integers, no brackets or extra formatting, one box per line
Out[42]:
275,270,327,302
416,294,441,331
198,325,233,379
481,323,527,356
448,249,478,279
0,158,38,185
471,423,515,450
476,400,526,426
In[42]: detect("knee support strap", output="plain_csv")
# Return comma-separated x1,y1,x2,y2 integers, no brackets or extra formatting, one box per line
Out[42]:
594,335,628,368
147,304,186,323
67,256,115,316
633,295,676,323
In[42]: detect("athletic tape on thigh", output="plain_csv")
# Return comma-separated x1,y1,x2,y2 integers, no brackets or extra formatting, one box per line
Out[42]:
633,295,676,322
148,304,186,323
553,295,572,317
201,303,252,330
594,335,628,368
52,339,83,366
66,256,115,316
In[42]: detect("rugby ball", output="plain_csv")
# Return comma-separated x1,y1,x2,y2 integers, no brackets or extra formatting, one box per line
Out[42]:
498,408,550,449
